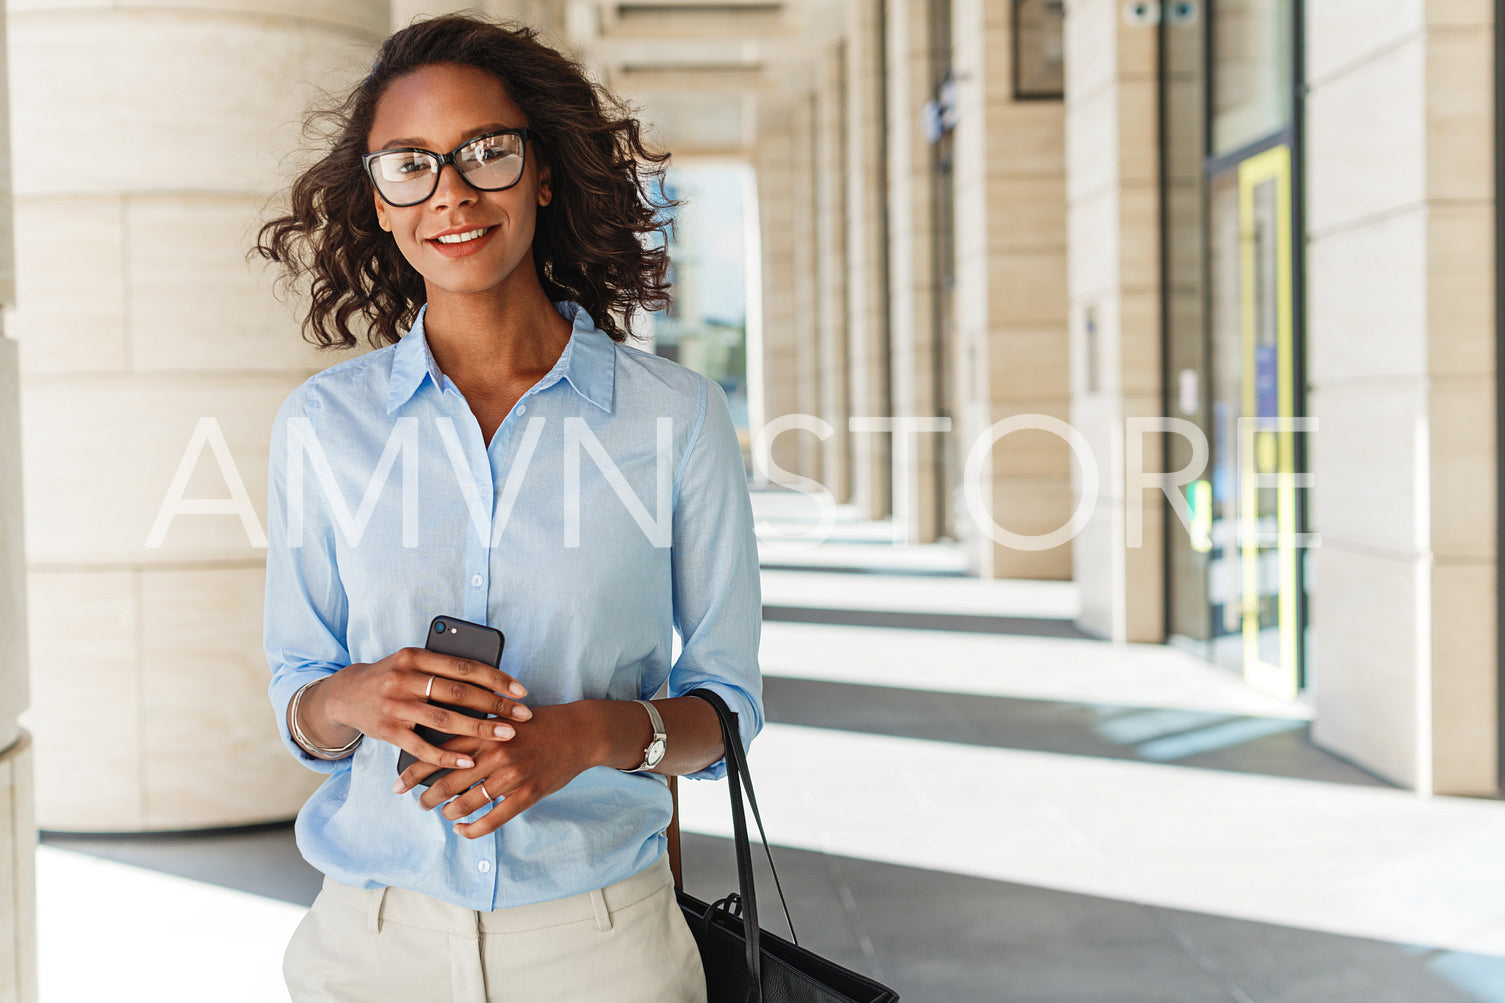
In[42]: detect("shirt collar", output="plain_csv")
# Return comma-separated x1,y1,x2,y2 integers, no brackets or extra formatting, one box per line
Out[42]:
552,301,616,413
385,301,615,415
386,304,447,414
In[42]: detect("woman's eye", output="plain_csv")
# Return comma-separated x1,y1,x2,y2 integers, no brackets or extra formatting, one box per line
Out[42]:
377,154,431,178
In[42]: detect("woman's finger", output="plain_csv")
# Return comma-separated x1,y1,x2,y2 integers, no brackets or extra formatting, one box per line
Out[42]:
418,762,485,811
409,648,528,700
391,765,433,789
416,673,533,725
453,786,534,839
395,734,488,796
412,698,519,741
392,759,440,794
441,776,507,824
379,725,476,775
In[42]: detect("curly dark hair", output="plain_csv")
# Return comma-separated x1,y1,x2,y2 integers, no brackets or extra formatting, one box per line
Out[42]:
255,14,675,348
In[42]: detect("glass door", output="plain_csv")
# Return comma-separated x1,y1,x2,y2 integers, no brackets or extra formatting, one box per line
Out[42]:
1206,146,1300,698
1234,145,1299,698
1163,0,1306,699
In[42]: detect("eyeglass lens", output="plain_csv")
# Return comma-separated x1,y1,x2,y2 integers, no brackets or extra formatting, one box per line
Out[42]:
369,132,525,206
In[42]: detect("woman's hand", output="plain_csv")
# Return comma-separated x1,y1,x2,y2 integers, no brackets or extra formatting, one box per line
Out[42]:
394,702,607,839
314,647,533,772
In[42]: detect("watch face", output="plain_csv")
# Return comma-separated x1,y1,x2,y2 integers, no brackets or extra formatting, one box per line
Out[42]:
646,738,667,767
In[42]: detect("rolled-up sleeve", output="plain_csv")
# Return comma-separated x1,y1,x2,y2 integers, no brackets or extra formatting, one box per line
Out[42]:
263,387,352,774
665,378,763,781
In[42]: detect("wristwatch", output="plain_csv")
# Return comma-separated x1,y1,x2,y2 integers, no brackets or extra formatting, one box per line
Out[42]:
624,700,667,773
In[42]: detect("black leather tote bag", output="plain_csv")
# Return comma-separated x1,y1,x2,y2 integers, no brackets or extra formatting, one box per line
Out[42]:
679,689,901,1003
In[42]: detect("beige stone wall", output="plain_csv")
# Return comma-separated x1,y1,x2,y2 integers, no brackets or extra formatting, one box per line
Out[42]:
7,0,383,831
0,6,35,995
1064,0,1163,639
884,0,942,543
844,0,891,520
0,3,34,993
391,0,563,32
950,0,1071,579
816,44,852,505
0,268,36,1003
1304,0,1497,795
0,338,23,761
0,735,36,1003
0,338,31,995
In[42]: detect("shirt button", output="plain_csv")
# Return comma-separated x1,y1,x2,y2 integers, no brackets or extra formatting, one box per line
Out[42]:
477,860,492,874
516,404,526,414
471,574,483,588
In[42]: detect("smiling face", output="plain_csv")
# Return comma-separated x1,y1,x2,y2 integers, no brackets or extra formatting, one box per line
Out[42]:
367,62,552,306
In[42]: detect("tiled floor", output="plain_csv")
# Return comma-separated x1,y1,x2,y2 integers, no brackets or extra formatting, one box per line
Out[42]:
33,493,1505,1001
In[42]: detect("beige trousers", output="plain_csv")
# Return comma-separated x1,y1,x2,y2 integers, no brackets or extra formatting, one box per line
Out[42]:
283,855,707,1002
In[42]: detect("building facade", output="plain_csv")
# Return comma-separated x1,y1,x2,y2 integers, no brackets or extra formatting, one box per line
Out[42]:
0,1,1499,996
1,10,1501,990
740,0,1499,798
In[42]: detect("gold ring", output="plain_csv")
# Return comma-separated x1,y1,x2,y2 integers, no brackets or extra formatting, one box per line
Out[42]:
479,781,493,801
424,675,435,700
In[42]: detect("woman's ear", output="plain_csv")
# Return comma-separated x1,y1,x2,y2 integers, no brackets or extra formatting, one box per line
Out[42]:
374,193,392,232
538,165,553,207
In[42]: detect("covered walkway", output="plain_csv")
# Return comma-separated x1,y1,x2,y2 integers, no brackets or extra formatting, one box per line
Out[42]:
36,495,1505,1002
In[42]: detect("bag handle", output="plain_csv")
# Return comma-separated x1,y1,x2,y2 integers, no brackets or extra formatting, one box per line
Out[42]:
686,689,798,1000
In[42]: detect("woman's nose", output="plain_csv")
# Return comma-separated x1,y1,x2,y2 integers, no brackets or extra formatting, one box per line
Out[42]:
429,163,476,211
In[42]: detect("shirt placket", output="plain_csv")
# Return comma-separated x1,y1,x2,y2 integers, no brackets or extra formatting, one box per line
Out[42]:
442,359,565,910
439,384,492,626
438,386,500,908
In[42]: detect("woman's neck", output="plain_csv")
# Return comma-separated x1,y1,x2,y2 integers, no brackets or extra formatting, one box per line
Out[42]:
421,272,573,385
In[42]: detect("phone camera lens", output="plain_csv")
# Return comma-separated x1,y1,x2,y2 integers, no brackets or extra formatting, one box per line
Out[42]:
434,621,446,634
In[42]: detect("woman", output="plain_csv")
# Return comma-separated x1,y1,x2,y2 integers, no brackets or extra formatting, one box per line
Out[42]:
256,14,761,1002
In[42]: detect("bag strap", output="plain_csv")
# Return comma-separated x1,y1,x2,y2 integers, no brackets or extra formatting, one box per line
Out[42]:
686,689,798,1001
688,689,796,940
667,775,683,892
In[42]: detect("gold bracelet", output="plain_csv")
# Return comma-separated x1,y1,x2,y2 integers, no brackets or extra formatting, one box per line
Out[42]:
289,680,362,760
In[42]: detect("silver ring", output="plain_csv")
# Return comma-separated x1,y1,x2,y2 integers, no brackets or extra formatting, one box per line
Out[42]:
424,675,435,700
479,781,493,802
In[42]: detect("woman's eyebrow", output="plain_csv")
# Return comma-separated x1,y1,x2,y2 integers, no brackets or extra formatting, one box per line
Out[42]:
378,123,520,151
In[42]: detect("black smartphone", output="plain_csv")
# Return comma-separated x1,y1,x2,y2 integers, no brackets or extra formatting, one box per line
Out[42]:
396,615,505,786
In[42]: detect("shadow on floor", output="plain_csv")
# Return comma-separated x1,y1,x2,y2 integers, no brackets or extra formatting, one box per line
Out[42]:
43,821,325,906
41,825,1501,1002
758,564,967,578
762,676,1393,788
762,605,1094,639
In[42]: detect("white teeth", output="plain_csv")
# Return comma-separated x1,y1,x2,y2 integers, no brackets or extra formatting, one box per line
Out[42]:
435,227,488,244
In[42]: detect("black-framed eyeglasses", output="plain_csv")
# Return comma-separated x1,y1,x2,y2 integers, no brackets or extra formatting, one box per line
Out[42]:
362,128,531,207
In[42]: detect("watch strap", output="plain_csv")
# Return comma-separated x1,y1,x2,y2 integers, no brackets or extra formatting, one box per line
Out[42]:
624,699,667,772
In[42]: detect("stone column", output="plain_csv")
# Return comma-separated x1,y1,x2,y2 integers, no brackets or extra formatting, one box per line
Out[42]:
755,101,803,477
816,44,852,504
0,340,34,1001
7,0,384,831
884,0,943,543
845,0,892,520
950,0,1070,579
0,4,36,994
790,94,823,482
1304,0,1497,795
1063,0,1163,639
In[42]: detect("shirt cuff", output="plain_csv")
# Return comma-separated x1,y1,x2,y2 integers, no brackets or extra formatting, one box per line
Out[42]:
270,667,353,774
673,679,762,782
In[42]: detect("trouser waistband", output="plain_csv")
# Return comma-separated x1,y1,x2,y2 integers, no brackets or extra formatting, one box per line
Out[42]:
319,855,673,936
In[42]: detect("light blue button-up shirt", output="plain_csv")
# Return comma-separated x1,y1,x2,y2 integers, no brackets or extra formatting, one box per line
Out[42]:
263,301,762,911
